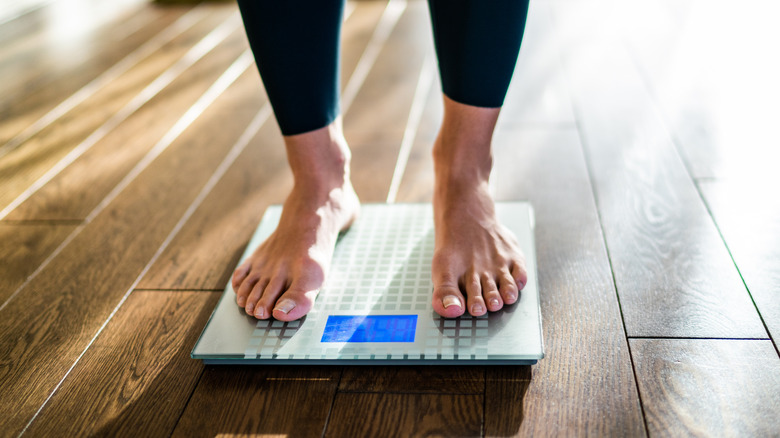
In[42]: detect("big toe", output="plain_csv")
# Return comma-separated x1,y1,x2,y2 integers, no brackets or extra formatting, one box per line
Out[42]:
432,284,466,318
271,285,318,321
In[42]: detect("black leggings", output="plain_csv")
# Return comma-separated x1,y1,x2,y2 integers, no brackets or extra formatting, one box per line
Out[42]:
237,0,530,136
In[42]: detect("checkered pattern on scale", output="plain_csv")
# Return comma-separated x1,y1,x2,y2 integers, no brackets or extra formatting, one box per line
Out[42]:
244,204,489,361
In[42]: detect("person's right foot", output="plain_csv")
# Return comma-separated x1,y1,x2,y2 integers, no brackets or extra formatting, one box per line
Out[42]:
231,123,359,321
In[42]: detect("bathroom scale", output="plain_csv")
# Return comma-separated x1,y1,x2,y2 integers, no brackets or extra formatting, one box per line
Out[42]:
192,202,543,365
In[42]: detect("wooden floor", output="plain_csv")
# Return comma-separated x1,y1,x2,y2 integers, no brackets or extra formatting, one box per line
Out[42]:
2,0,779,436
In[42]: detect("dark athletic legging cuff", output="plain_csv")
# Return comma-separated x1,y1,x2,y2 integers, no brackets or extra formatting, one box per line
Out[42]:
237,0,529,134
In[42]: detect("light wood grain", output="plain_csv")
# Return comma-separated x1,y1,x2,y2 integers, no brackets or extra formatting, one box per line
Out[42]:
632,338,780,437
484,366,532,436
549,0,765,338
7,27,251,220
0,223,75,303
493,127,646,436
0,9,239,215
24,291,219,437
699,181,780,346
172,366,341,438
0,0,186,145
325,393,483,437
0,50,261,436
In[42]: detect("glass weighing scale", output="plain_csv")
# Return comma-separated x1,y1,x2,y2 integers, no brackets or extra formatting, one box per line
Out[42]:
192,202,543,365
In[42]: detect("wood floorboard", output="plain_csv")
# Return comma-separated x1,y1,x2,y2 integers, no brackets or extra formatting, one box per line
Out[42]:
0,51,260,437
0,0,146,99
23,291,220,437
549,0,766,338
0,8,240,215
171,366,341,438
137,1,386,291
484,366,532,437
491,127,645,435
0,223,75,303
631,339,780,437
699,181,780,348
0,0,188,145
7,28,251,220
325,393,483,437
344,0,431,146
338,366,483,394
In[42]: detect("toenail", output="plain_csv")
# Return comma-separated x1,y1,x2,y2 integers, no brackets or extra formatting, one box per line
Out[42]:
490,298,500,307
275,299,296,314
237,297,245,306
255,307,264,319
507,293,517,302
472,304,484,314
442,295,461,309
246,303,254,313
518,282,525,290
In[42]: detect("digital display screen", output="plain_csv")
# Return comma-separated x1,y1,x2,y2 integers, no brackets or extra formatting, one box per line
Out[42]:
321,315,417,343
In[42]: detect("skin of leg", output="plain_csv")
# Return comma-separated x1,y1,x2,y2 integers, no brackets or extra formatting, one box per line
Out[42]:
231,118,360,321
431,95,528,318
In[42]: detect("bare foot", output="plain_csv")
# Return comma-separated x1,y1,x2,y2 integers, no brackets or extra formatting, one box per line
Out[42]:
231,123,360,321
430,96,527,318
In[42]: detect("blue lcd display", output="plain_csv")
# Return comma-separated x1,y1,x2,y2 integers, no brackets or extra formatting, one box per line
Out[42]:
321,315,417,343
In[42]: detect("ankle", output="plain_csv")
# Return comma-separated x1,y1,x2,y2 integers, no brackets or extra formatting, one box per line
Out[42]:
284,121,352,189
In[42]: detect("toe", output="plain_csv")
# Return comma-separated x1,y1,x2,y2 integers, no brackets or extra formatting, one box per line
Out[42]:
235,274,259,307
510,259,528,291
464,274,487,317
498,268,518,305
253,276,286,319
271,281,318,321
245,277,269,316
432,282,466,318
481,273,503,312
232,261,251,291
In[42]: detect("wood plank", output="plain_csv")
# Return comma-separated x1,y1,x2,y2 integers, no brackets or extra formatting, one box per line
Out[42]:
0,0,188,145
484,366,532,436
549,0,766,338
171,366,341,438
0,8,240,215
631,338,780,437
0,223,76,303
23,291,219,437
339,366,483,394
490,127,646,436
7,27,252,220
699,181,780,345
0,47,261,437
345,2,431,203
325,393,482,437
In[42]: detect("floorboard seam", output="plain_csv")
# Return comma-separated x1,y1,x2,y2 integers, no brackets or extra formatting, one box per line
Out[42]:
620,37,778,359
169,366,207,438
547,2,649,432
320,367,344,438
14,55,263,438
0,5,206,158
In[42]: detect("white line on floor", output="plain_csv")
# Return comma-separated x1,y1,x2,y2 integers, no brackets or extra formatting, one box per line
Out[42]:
0,6,206,158
340,0,406,112
16,51,257,438
386,54,435,204
0,12,239,220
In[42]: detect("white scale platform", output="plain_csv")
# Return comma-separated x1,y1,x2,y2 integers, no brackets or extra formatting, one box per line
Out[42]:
192,202,543,365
